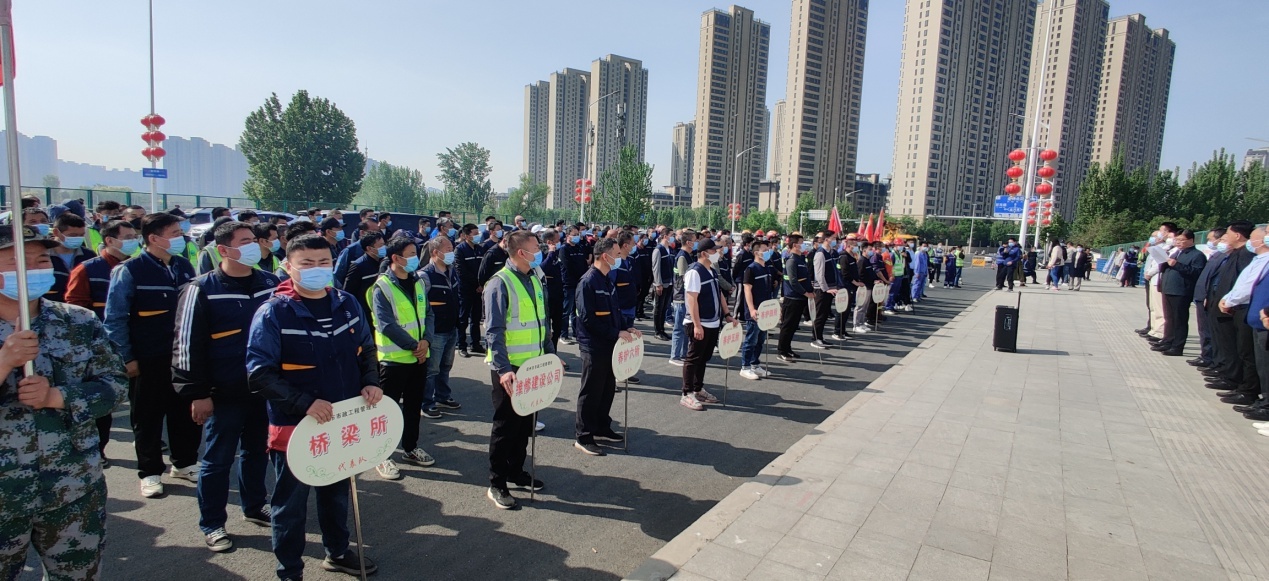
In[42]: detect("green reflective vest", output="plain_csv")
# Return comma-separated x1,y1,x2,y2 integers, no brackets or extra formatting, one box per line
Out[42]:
367,274,428,364
86,227,104,255
485,267,547,368
955,252,965,267
893,253,906,277
198,246,222,275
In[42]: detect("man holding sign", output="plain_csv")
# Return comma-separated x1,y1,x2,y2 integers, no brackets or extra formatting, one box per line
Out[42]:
574,238,638,456
681,240,732,411
737,237,774,380
247,234,383,579
484,230,553,509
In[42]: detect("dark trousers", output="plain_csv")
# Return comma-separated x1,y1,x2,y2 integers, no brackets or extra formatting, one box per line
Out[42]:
96,414,112,454
197,397,269,535
1161,293,1191,351
778,298,807,355
458,287,483,350
682,323,720,395
1213,306,1259,393
548,294,565,350
488,369,533,488
1255,330,1269,399
1196,301,1214,361
576,348,616,443
653,286,672,335
636,275,653,317
812,290,833,342
269,450,349,580
932,263,943,282
995,265,1013,290
380,362,426,452
131,355,201,479
835,289,856,336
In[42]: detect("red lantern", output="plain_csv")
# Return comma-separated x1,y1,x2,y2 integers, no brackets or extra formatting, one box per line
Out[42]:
150,147,166,159
1042,219,1052,226
575,179,583,185
583,196,592,203
574,195,582,203
1009,149,1027,162
1004,183,1022,195
1006,166,1025,179
141,147,153,159
1043,200,1053,208
1028,201,1039,208
141,113,166,128
142,130,167,144
1036,166,1056,178
575,187,582,194
585,180,593,186
1036,183,1053,195
1027,219,1037,225
1040,149,1058,161
584,187,593,194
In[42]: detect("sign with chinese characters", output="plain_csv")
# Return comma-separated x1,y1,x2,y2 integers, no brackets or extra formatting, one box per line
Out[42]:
755,299,781,332
510,353,564,417
834,288,851,313
718,321,743,359
286,396,403,487
872,283,890,304
611,335,644,382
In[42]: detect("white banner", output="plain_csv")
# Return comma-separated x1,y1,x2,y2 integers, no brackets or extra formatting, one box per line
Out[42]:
286,396,404,487
611,336,644,382
718,321,743,359
756,299,781,331
509,353,564,417
872,283,890,304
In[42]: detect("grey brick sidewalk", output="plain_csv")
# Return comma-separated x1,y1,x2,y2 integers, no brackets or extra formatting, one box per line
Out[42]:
629,276,1269,581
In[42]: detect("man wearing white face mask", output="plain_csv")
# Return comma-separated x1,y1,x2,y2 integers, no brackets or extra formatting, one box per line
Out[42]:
104,212,199,499
680,239,731,410
172,221,280,551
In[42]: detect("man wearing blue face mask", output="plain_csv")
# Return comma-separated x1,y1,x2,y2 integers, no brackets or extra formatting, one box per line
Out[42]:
421,236,462,420
369,235,437,479
455,224,486,357
777,234,814,362
319,217,346,263
246,233,383,578
651,229,677,341
342,232,386,320
172,220,280,552
47,212,96,303
104,212,199,499
995,238,1021,291
559,226,590,345
253,224,282,273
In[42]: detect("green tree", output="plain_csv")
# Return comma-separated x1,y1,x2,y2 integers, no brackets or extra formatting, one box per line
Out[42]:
739,209,781,233
591,145,653,225
41,175,59,188
239,91,365,210
502,173,551,221
435,142,494,214
785,192,821,234
353,161,426,213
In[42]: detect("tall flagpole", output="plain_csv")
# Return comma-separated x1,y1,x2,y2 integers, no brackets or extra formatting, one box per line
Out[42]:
148,0,157,212
0,0,35,374
1018,0,1055,244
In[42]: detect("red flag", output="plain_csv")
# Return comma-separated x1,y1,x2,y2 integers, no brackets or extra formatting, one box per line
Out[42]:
862,214,874,242
827,207,842,235
856,215,868,238
872,209,886,243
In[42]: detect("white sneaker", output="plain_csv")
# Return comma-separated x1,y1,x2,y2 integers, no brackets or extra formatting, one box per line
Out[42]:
853,326,871,334
668,358,685,367
140,475,164,498
1259,429,1269,438
903,305,913,312
535,420,546,432
375,460,402,480
679,393,704,411
1254,422,1269,430
740,368,761,380
883,309,896,316
755,365,771,378
169,464,199,482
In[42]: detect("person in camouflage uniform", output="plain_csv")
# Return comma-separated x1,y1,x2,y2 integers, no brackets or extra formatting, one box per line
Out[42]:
0,225,128,580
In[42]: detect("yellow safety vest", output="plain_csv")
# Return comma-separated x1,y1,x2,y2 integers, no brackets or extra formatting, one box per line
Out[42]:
86,227,104,254
198,246,222,275
367,274,428,364
955,253,965,267
893,253,906,277
485,267,547,368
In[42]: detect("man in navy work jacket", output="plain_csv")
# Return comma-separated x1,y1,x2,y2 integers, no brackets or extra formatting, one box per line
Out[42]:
173,220,280,552
246,233,383,580
574,238,638,456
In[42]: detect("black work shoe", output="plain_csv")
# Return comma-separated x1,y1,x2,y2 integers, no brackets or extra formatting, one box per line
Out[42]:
458,348,471,358
1187,358,1209,366
322,551,378,576
655,332,671,341
508,472,544,492
487,486,517,510
1161,349,1184,356
1223,394,1259,406
574,441,605,456
1150,343,1170,352
421,407,442,419
596,430,625,442
470,344,487,354
435,398,462,410
242,506,272,527
778,353,796,363
1201,368,1224,378
1217,390,1243,398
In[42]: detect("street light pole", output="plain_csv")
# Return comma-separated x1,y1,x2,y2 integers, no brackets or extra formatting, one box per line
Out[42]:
148,0,157,212
581,90,619,225
1018,0,1055,245
730,145,758,232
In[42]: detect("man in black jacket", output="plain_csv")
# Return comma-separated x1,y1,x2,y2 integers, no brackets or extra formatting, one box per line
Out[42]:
1154,230,1207,356
1204,222,1258,397
455,224,486,357
173,221,280,551
341,233,385,319
1189,228,1228,367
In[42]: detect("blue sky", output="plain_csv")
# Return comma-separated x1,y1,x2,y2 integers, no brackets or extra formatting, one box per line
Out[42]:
10,0,1268,193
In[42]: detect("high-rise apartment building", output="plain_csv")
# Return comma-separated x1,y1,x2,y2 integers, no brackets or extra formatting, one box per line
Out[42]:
777,0,869,218
523,80,551,187
1022,0,1108,220
691,6,770,209
588,55,649,183
1090,14,1175,175
769,99,787,181
890,0,1036,218
542,68,590,210
671,122,695,191
164,136,249,199
1246,147,1269,171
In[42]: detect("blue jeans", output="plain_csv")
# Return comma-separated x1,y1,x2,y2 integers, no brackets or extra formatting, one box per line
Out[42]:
1049,265,1065,287
886,282,902,310
741,319,766,369
197,397,269,535
670,302,688,360
561,284,577,338
425,329,458,408
911,274,927,299
269,450,350,580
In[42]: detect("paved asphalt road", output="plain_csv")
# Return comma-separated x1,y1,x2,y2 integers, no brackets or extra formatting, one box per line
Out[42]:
23,269,991,581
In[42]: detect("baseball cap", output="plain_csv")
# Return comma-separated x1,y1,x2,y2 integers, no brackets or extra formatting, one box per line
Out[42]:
0,225,60,251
